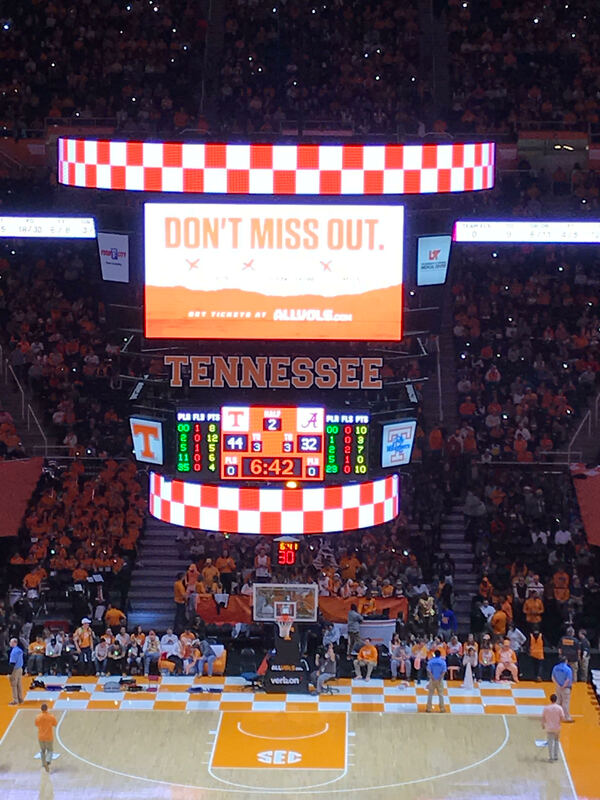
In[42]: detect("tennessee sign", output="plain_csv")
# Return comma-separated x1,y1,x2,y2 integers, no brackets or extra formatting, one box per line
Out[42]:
416,234,451,286
144,202,404,341
381,419,417,467
130,417,164,464
164,354,383,390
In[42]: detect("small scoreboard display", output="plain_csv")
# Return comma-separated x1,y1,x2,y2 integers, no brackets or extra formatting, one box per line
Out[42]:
175,406,370,483
276,540,299,565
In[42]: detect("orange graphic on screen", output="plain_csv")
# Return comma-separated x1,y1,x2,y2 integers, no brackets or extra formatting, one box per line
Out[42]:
144,203,404,341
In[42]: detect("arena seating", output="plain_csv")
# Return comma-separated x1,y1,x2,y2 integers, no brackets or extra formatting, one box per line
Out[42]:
0,0,207,133
218,0,422,135
452,246,600,462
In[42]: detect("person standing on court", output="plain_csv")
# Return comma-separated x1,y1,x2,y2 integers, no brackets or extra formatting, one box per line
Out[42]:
551,656,574,722
346,604,363,657
541,693,565,762
578,629,591,683
35,703,57,772
8,637,24,705
558,626,580,682
426,649,447,713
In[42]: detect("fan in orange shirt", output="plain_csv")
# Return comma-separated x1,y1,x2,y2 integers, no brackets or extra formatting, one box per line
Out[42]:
358,593,378,617
354,638,378,681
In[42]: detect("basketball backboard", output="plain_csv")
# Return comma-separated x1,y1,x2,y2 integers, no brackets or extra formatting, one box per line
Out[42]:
252,583,318,623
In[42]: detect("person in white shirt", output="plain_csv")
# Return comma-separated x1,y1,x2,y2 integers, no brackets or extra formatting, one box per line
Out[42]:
254,548,271,579
115,627,130,652
555,528,572,546
240,578,253,598
479,599,495,625
526,574,544,597
160,629,183,674
318,574,330,596
507,623,527,653
531,529,549,545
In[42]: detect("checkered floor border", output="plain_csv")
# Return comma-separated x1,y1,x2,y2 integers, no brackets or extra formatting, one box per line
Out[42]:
23,676,551,716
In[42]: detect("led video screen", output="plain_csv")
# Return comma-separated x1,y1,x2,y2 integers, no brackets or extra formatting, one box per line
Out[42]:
144,203,404,341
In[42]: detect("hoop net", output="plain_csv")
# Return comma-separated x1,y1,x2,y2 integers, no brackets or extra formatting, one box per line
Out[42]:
276,614,293,640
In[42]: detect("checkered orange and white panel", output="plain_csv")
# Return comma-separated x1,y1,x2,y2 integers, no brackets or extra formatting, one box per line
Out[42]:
148,472,399,534
57,139,495,195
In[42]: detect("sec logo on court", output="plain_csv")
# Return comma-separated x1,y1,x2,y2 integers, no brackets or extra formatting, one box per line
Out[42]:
257,750,302,765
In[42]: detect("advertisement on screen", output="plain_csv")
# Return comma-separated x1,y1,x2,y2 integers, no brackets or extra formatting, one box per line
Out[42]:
381,419,417,468
417,235,452,286
144,203,404,341
453,220,600,244
97,232,130,282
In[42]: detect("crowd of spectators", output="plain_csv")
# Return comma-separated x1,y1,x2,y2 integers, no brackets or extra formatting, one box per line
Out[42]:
218,0,424,136
7,459,144,628
169,464,449,631
4,598,591,688
0,0,206,135
4,0,600,138
0,404,25,459
452,246,600,463
446,0,600,134
1,244,131,458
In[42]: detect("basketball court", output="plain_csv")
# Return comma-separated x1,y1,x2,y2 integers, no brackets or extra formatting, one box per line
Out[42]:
1,676,598,799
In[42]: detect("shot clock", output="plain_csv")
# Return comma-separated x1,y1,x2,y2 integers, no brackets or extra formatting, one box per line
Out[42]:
175,406,370,483
275,539,300,566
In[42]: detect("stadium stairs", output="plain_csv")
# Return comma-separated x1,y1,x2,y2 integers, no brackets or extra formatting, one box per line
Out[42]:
439,500,477,633
0,367,50,457
127,516,187,630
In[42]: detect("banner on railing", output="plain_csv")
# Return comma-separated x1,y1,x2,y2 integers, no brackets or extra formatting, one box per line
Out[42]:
97,232,129,282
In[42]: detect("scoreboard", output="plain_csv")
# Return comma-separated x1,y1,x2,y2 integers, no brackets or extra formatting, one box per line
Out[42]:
175,406,370,483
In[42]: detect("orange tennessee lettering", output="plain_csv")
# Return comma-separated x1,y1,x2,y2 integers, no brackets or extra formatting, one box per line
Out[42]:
164,355,189,387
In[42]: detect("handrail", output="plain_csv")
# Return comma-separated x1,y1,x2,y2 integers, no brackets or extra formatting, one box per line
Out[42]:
31,446,129,462
46,116,118,129
475,452,581,466
595,392,600,428
27,404,47,457
567,410,592,463
6,364,25,418
435,335,443,423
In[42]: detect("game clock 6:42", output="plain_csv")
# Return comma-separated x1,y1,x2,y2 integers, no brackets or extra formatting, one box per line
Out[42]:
241,456,304,478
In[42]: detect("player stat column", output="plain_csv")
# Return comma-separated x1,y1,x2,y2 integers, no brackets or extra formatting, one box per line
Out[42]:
220,406,325,480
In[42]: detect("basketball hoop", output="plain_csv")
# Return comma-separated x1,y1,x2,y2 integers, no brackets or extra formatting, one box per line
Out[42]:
276,614,293,641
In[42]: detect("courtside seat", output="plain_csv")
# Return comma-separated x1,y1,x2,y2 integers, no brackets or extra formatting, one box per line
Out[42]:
199,644,227,676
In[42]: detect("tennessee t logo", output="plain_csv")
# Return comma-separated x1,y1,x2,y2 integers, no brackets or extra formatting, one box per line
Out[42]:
131,422,160,459
227,410,245,428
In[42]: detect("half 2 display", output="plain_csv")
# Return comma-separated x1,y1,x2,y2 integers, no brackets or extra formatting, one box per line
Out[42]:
175,406,370,482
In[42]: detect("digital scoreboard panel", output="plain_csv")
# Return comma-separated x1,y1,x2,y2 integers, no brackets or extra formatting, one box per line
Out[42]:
175,406,370,483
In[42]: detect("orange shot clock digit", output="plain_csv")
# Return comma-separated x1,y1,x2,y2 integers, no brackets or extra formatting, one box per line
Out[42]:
220,406,325,481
